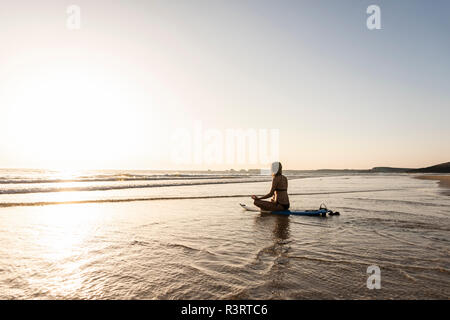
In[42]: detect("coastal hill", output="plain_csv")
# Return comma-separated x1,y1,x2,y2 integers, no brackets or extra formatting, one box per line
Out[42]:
407,162,450,173
370,167,411,173
368,162,450,173
236,162,450,174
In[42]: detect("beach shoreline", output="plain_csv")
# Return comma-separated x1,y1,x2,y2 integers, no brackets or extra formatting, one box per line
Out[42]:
1,174,449,299
415,175,450,194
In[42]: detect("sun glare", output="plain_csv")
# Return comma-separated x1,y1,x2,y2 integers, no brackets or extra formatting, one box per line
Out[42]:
26,204,104,297
4,61,149,170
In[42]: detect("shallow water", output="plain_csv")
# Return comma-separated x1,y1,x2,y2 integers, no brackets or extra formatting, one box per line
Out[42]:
0,172,449,299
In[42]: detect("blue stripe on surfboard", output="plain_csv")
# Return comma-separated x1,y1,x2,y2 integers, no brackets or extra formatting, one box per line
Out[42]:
272,209,327,216
239,203,327,216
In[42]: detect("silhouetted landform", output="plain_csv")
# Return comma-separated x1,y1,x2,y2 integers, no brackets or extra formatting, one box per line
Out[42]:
407,162,450,173
370,167,411,173
291,169,372,174
222,162,450,174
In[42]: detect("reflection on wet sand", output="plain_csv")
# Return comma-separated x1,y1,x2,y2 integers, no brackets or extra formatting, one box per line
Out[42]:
273,215,290,241
252,213,292,298
254,212,290,242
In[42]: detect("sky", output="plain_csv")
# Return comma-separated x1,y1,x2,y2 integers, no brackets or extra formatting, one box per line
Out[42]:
0,0,449,170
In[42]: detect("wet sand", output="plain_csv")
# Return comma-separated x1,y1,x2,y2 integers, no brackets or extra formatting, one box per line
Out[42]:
416,175,450,195
1,174,449,299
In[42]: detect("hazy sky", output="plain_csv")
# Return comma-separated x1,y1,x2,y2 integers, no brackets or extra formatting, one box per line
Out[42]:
1,0,449,170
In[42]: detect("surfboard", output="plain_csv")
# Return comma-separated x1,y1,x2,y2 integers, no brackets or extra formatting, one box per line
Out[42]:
240,203,265,212
239,203,328,216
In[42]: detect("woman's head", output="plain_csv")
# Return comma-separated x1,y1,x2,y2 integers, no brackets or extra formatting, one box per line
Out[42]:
271,162,282,176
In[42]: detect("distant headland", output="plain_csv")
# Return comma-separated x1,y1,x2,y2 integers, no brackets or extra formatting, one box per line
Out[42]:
222,162,450,174
369,162,450,173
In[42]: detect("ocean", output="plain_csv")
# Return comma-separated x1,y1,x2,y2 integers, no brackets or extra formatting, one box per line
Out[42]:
0,169,448,299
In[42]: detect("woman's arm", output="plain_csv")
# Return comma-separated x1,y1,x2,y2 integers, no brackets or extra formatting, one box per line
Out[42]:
257,177,278,200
